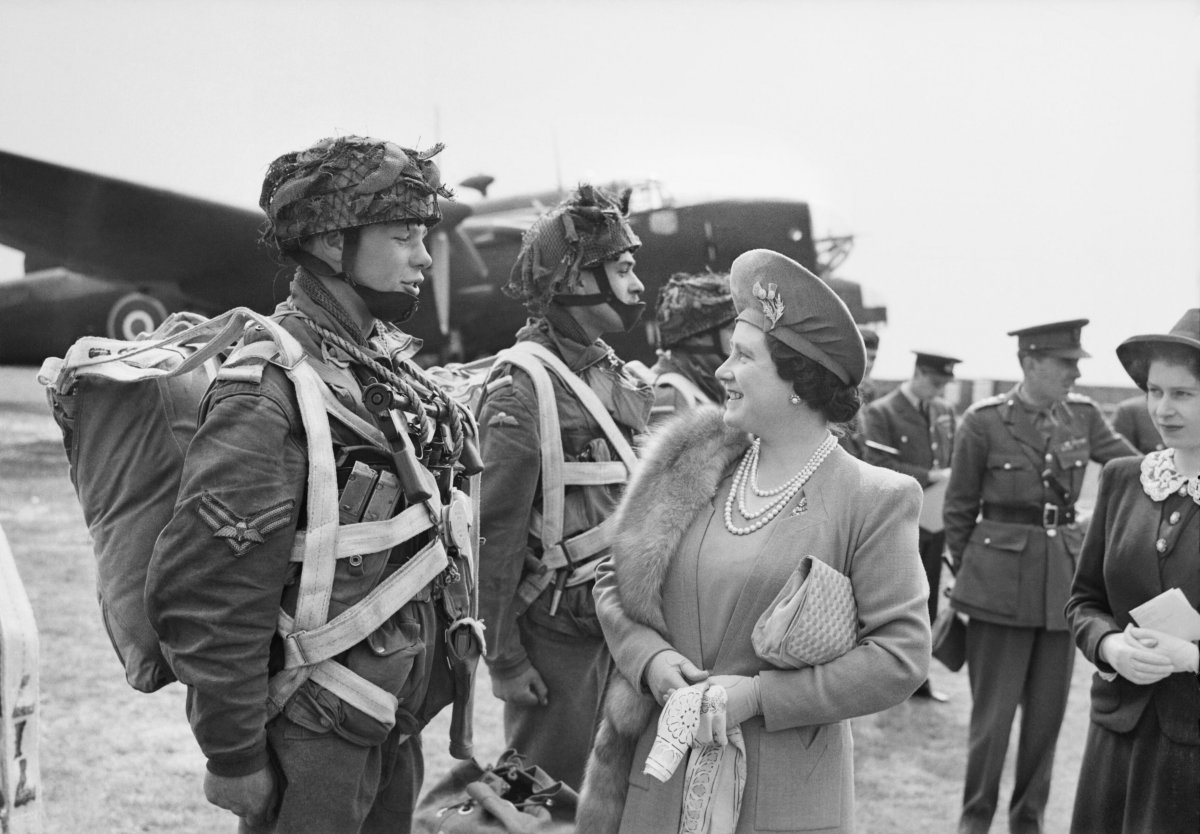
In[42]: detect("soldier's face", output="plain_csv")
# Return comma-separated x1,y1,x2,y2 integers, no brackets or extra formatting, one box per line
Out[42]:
913,367,951,400
351,221,432,295
1147,359,1200,451
570,251,644,334
600,251,644,305
1025,355,1081,401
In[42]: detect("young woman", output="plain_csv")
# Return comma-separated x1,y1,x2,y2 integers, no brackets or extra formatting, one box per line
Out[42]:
1066,308,1200,834
576,249,931,834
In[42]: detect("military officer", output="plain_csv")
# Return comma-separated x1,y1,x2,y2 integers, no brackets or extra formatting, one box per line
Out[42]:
837,326,880,459
864,350,962,701
1111,392,1165,453
147,136,481,834
943,319,1136,834
476,184,653,790
645,270,736,425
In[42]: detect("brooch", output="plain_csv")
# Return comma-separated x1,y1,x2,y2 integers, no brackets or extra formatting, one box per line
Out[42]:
752,280,785,330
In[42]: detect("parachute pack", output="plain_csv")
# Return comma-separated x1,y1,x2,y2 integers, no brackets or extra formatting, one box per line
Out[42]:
38,308,483,725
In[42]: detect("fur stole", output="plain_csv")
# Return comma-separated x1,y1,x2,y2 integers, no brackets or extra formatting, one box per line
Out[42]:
576,406,749,834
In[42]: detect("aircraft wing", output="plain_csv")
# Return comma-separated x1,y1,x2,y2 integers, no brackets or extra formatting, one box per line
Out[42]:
0,150,475,313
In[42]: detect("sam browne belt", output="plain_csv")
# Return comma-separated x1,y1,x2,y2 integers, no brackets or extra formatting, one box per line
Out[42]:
981,502,1076,527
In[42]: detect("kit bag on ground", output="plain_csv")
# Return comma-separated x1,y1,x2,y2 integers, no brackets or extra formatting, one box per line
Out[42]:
413,748,577,834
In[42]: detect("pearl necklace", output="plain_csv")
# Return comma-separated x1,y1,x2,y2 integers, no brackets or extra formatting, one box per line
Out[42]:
724,434,837,535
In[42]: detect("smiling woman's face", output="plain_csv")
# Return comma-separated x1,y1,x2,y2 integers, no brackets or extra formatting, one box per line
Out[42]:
1147,358,1200,453
715,320,795,434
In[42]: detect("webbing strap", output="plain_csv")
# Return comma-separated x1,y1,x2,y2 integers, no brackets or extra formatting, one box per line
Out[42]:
655,371,714,408
560,461,628,486
537,513,621,573
308,661,398,725
281,537,449,668
288,503,437,562
494,347,567,552
508,341,638,471
492,342,638,559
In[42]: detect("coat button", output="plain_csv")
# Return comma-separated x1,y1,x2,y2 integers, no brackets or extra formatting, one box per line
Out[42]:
984,537,992,545
1004,463,1012,470
901,435,908,443
1170,511,1181,525
1044,453,1054,463
1156,538,1167,553
1047,528,1058,538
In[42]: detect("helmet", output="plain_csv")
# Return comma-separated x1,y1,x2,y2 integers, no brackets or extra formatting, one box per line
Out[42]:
655,271,735,348
259,135,451,253
503,184,640,313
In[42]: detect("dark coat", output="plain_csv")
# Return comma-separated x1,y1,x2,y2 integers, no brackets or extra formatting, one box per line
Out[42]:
944,387,1136,630
1065,456,1200,745
863,387,955,486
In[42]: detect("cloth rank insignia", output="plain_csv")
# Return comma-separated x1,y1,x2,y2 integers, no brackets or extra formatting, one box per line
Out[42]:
199,491,295,557
487,411,520,428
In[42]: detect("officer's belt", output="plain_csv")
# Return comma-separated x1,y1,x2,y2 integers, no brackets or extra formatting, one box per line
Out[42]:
981,502,1076,527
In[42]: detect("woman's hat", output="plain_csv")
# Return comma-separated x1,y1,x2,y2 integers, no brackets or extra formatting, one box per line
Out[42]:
1116,308,1200,390
729,249,865,385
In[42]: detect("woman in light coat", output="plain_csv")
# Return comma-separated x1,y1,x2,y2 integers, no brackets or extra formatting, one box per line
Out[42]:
576,249,931,834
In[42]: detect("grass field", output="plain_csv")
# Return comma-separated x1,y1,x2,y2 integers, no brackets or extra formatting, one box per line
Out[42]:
0,365,1100,833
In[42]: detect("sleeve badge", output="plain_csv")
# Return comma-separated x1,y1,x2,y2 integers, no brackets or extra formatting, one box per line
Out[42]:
198,491,296,557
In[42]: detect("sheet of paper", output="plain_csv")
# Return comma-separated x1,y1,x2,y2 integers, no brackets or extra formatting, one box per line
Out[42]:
1130,587,1200,641
919,477,948,532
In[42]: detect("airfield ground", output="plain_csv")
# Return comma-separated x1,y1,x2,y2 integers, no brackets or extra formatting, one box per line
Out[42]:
0,365,1097,833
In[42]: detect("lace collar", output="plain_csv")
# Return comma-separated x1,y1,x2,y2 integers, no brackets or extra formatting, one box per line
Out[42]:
1140,449,1200,504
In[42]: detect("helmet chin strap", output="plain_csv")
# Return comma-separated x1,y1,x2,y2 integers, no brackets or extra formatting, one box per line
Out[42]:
287,228,418,324
553,266,645,331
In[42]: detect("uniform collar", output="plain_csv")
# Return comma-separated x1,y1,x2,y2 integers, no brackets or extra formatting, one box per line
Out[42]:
517,316,620,374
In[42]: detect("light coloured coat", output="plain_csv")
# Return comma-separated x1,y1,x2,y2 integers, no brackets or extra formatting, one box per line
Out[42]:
576,407,931,834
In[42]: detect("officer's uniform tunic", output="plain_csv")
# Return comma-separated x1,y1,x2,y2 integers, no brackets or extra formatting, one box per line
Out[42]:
477,317,651,790
943,386,1135,834
864,386,956,624
147,276,462,833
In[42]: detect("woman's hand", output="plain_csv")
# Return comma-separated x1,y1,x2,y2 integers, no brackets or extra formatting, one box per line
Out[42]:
1127,626,1200,674
1098,625,1174,685
693,675,761,746
644,650,708,705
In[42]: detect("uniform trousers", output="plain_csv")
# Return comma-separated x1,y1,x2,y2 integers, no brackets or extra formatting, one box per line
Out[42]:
1069,698,1200,834
959,621,1074,834
918,527,946,626
259,714,423,834
506,604,612,790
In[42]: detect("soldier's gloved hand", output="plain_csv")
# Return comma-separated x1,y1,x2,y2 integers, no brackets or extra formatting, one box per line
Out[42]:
1128,626,1200,674
645,649,709,705
492,665,549,707
204,766,278,828
1099,625,1174,685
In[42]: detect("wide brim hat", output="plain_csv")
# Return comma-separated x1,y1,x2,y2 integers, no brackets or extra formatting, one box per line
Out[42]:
1116,308,1200,390
729,249,866,386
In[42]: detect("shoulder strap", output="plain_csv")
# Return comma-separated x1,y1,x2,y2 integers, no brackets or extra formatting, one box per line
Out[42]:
655,371,713,407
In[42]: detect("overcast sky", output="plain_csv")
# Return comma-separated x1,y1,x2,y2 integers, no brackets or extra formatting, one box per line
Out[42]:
1,0,1195,384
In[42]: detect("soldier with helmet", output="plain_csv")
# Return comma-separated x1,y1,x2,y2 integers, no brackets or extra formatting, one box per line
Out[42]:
644,270,736,425
146,135,482,833
943,319,1135,834
476,184,653,790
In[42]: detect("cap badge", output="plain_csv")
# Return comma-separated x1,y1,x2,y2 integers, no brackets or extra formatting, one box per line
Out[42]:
752,280,785,330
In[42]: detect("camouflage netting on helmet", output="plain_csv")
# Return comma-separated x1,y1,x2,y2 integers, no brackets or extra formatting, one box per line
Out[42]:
655,270,736,347
259,135,453,252
502,184,641,314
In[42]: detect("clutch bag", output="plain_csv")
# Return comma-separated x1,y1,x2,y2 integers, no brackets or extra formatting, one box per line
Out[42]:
752,555,857,669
